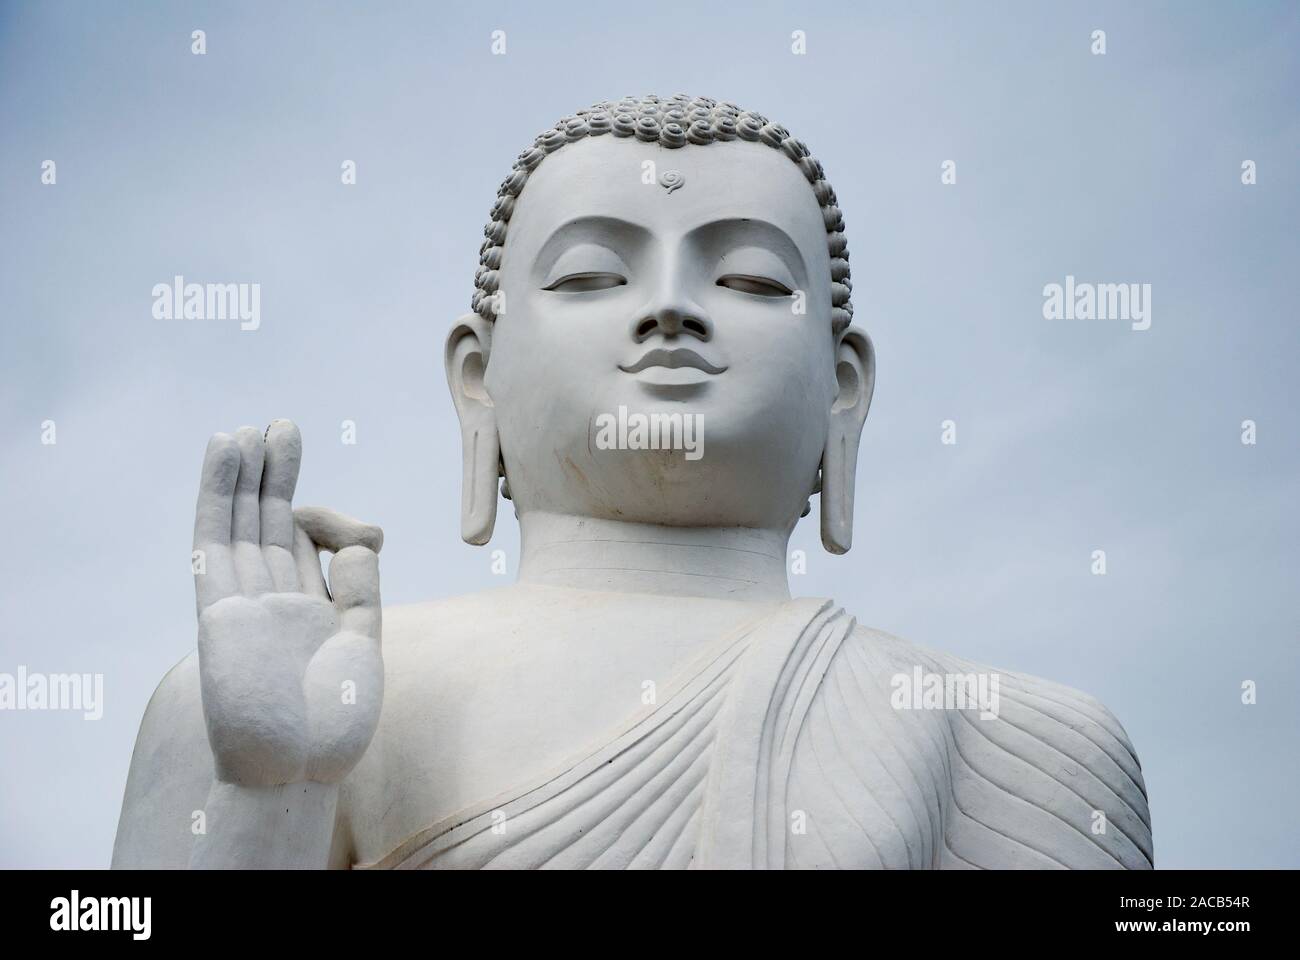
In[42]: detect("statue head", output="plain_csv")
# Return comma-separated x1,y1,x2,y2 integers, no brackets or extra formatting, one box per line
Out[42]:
446,95,875,554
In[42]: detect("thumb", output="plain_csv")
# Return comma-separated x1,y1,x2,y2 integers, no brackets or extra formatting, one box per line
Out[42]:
294,506,383,639
328,545,381,639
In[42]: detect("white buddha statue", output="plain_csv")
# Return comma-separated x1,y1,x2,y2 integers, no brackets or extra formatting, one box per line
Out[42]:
112,95,1152,870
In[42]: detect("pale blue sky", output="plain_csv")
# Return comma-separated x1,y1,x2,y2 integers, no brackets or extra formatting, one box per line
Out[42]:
1,0,1297,868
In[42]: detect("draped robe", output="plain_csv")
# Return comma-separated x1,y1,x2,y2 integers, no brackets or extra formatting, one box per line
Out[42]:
360,598,1153,870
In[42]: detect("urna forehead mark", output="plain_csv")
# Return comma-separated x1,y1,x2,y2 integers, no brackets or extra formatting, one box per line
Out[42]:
471,94,854,336
658,169,684,193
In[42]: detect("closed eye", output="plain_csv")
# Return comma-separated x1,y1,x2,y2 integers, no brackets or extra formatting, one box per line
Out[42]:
543,272,627,292
716,274,793,297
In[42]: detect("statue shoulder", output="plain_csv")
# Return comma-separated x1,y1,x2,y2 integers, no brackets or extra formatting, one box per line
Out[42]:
786,622,1153,868
838,625,1147,777
924,643,1154,869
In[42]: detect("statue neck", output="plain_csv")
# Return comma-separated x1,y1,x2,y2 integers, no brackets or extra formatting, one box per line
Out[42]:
516,512,792,603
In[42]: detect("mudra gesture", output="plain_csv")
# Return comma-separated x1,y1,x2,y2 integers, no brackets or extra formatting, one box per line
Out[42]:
113,95,1153,870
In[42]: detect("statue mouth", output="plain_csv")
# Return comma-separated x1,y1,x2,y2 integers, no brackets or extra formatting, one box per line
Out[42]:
618,348,727,375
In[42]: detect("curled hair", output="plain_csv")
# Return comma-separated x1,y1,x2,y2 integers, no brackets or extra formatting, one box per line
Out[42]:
472,94,853,335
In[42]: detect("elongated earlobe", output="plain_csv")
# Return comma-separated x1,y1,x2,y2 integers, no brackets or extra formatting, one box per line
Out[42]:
445,314,501,545
820,329,876,554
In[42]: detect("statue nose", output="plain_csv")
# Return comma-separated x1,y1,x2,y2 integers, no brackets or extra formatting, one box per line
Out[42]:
632,303,712,343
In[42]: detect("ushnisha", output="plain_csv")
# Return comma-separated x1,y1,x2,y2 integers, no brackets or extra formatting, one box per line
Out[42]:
113,95,1153,870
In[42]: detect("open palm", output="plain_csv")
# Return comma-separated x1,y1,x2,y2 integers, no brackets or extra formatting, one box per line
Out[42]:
192,420,384,786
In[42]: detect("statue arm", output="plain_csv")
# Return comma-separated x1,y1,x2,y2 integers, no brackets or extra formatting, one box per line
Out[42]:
111,652,357,869
189,781,340,869
111,654,213,868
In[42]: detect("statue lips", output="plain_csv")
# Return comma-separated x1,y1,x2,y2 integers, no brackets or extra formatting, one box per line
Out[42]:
618,348,727,399
618,348,727,376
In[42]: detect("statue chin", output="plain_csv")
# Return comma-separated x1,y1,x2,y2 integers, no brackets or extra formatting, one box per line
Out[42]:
491,369,830,530
500,425,819,531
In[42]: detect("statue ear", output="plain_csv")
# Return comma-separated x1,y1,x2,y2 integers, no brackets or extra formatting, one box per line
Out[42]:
445,313,500,545
820,327,876,555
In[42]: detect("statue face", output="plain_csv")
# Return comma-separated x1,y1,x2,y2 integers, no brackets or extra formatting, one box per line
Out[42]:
483,134,840,531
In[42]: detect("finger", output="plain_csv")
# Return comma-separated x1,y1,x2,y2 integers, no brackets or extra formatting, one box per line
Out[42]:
193,433,241,612
328,546,381,639
293,506,384,554
260,419,302,592
292,523,329,600
231,426,274,596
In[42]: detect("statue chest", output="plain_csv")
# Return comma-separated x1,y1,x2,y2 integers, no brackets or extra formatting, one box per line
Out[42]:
348,599,951,869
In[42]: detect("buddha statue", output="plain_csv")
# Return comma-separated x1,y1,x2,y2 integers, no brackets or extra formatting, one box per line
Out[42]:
111,95,1153,870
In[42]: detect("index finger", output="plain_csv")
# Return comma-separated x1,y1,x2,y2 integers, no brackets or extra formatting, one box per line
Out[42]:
294,506,384,554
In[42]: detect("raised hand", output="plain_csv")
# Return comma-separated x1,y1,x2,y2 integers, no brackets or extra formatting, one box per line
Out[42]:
192,420,384,786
